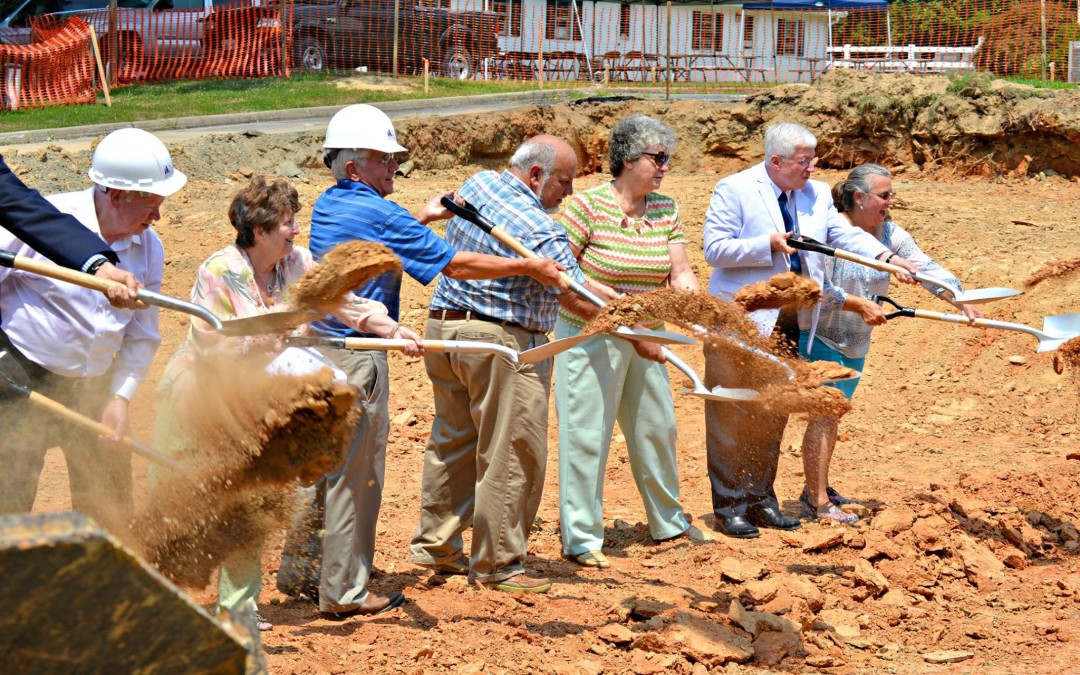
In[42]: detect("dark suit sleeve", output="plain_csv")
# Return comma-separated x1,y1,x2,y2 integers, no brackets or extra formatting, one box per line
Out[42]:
0,153,117,270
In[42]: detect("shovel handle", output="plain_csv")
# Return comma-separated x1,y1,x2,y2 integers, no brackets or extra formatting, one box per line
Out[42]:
0,250,228,331
19,389,183,470
790,237,908,276
440,197,604,303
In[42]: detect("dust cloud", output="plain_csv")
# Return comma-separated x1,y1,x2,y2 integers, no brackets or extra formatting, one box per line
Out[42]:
287,241,402,314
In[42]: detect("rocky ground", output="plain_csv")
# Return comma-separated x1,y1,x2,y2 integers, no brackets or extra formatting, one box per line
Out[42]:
14,71,1080,673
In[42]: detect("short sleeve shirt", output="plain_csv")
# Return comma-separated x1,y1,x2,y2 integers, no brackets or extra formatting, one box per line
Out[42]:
557,182,683,328
309,179,456,338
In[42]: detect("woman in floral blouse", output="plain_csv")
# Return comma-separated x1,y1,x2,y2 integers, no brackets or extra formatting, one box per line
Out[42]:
156,176,419,630
798,163,981,523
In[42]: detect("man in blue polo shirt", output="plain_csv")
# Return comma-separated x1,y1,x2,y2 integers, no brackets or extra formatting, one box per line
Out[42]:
284,105,565,620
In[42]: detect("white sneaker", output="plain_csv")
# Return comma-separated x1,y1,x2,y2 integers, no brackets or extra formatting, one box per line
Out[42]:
686,524,716,542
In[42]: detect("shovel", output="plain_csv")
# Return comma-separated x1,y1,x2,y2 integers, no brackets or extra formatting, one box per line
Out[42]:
285,335,521,363
0,251,320,337
517,326,697,365
874,295,1080,353
0,366,182,471
441,197,760,402
788,237,1022,305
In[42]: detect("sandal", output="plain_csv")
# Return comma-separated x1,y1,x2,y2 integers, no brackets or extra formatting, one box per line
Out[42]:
815,503,859,524
255,613,273,631
826,486,862,506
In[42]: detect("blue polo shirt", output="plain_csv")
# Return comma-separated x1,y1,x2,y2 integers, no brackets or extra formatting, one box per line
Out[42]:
309,179,456,338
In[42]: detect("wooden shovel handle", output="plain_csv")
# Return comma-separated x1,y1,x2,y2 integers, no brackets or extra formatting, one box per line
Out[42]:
0,250,118,293
25,391,182,470
341,338,450,351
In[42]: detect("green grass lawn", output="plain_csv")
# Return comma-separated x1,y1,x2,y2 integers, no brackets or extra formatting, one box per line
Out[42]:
0,73,550,134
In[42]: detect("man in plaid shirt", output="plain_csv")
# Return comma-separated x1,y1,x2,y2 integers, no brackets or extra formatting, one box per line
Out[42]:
411,135,609,594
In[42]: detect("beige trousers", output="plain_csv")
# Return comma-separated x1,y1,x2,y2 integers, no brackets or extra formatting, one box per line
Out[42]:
409,318,551,584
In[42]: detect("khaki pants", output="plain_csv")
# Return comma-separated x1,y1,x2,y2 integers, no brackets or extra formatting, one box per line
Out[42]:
313,348,387,613
0,335,131,534
409,318,551,584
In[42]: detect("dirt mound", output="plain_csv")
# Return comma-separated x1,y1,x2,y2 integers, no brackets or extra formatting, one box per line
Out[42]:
288,240,402,314
1025,257,1080,287
733,272,821,312
1058,337,1080,374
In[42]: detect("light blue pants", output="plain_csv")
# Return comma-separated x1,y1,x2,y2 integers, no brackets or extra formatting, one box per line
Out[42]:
555,319,688,556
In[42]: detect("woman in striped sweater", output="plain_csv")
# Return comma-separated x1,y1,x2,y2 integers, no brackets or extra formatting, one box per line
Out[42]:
554,115,708,570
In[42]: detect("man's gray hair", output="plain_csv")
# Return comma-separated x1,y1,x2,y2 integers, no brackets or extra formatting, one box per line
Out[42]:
324,148,367,182
608,114,677,178
832,163,891,213
763,122,817,162
510,139,557,178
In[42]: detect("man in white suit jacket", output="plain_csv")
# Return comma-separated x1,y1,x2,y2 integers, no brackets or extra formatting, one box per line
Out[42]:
700,122,917,539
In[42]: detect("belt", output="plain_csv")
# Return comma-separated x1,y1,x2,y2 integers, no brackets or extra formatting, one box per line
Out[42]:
428,309,540,333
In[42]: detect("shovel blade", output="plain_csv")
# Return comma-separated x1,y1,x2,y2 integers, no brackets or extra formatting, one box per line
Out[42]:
953,287,1023,304
611,326,696,345
1042,313,1080,336
218,310,323,337
679,386,759,402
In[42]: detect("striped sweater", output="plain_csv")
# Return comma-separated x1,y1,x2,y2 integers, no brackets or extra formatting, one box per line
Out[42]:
557,181,683,328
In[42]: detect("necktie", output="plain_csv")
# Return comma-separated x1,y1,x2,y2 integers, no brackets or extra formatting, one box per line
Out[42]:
777,192,802,274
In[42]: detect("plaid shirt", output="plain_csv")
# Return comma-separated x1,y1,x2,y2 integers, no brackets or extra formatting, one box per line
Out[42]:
429,170,585,333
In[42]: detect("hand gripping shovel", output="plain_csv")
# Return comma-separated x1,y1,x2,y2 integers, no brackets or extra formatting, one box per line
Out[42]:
0,251,320,337
284,335,521,363
440,197,757,402
875,295,1080,353
0,363,182,471
788,237,1022,305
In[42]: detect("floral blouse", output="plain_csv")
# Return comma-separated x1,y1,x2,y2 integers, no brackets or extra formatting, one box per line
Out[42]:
159,244,386,396
816,220,962,359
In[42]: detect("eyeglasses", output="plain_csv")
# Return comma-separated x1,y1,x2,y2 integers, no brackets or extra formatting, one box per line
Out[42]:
870,191,895,201
372,152,400,166
784,155,816,169
639,151,671,167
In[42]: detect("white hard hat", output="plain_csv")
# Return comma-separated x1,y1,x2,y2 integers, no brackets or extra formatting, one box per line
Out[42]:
88,128,187,197
323,104,407,153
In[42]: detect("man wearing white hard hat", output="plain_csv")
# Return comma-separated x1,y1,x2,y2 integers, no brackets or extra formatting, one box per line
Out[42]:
278,104,565,618
0,127,186,532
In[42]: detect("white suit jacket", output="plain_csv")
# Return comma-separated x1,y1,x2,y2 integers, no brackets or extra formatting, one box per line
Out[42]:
703,162,889,344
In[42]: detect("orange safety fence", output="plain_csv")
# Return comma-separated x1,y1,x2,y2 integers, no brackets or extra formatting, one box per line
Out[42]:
0,16,94,109
6,0,1080,109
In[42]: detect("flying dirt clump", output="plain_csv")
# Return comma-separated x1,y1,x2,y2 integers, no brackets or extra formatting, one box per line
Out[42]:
584,285,848,417
1024,257,1080,287
288,241,402,314
733,272,821,312
131,355,359,587
1055,337,1080,376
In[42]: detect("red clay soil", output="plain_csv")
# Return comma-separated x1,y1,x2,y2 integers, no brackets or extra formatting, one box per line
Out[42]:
16,89,1080,674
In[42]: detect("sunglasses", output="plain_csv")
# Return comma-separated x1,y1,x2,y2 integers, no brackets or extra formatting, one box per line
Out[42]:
870,191,895,201
639,151,671,167
372,152,401,166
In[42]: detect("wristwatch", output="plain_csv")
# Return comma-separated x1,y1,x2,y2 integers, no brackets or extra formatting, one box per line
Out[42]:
85,257,108,275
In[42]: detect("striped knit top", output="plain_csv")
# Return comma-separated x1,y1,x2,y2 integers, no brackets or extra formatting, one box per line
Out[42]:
557,181,683,328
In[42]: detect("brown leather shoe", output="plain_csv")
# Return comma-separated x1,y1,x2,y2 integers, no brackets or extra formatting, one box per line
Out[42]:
319,591,405,620
482,575,552,593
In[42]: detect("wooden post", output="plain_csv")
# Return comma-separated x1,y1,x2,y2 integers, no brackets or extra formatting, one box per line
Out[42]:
537,17,545,89
423,58,429,93
664,0,672,99
280,0,290,76
88,25,111,107
392,0,401,77
107,0,118,88
1041,0,1047,80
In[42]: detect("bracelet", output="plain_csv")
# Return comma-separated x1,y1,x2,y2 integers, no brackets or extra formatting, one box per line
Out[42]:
390,323,401,337
884,253,897,264
112,394,130,403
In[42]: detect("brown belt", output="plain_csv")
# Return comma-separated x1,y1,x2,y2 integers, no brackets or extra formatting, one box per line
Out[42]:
428,309,539,333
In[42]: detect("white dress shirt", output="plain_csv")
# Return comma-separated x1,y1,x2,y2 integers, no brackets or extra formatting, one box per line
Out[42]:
0,187,162,400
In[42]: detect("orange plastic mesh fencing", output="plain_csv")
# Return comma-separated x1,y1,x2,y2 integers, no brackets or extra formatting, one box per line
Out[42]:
0,16,95,109
65,2,287,86
283,0,1080,89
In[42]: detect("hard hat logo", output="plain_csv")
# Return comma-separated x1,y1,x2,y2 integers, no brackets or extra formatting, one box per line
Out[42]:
89,128,188,198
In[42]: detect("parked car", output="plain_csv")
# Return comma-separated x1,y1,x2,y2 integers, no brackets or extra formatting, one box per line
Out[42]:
0,0,134,45
290,0,497,80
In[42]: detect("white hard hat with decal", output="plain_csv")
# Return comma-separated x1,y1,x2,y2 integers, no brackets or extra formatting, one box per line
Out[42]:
88,128,187,197
323,104,407,153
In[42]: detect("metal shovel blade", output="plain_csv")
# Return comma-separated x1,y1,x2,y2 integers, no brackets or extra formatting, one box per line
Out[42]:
610,326,697,345
942,285,1023,305
666,351,759,402
217,310,323,337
